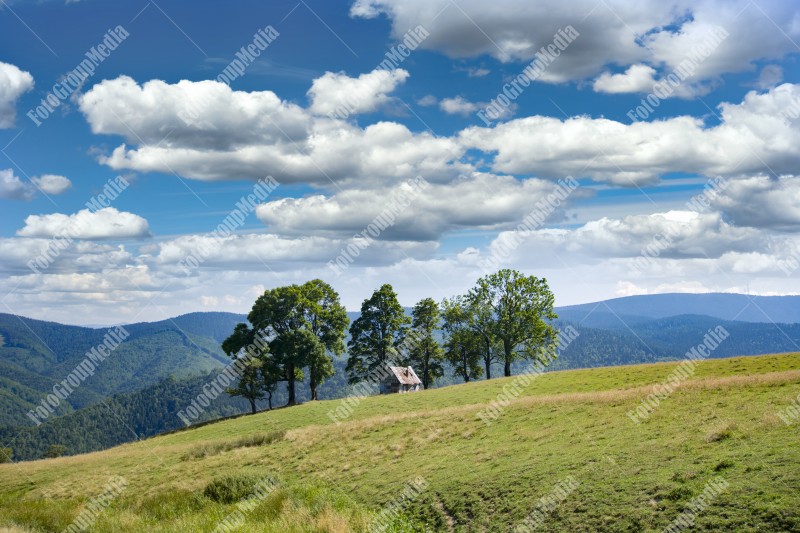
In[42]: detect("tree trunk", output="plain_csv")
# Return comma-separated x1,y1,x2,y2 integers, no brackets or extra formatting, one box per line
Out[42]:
485,356,491,380
504,358,512,377
462,355,470,382
249,398,256,414
267,390,273,410
287,363,296,406
310,366,318,401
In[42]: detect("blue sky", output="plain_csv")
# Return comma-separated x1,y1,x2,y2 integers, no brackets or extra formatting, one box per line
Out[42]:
1,0,800,324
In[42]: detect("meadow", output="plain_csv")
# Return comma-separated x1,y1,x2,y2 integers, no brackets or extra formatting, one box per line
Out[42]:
1,352,799,532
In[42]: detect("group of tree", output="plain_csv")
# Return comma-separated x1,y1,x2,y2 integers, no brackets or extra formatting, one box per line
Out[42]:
226,269,559,411
222,279,348,410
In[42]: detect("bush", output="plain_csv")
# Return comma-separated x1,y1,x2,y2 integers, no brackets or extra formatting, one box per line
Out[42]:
203,475,261,503
44,445,66,458
0,447,12,463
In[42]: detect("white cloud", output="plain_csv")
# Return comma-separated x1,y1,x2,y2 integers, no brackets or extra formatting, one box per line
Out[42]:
754,64,783,89
593,64,656,94
17,208,151,240
350,0,800,86
31,174,72,195
80,76,466,185
417,94,438,106
0,170,73,200
307,68,409,116
439,96,480,115
0,61,33,128
460,83,800,185
255,173,586,240
0,168,35,200
712,175,800,230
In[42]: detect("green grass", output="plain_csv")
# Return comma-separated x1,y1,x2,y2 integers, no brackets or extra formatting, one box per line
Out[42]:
1,353,800,531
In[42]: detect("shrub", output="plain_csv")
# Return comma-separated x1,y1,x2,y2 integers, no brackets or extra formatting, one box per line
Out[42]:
44,445,66,458
0,447,12,463
203,475,261,503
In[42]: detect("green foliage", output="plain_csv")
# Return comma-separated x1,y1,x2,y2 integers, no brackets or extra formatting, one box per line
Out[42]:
441,297,485,382
0,447,11,463
203,474,262,503
44,444,65,458
466,269,558,377
407,298,444,389
243,280,348,405
347,284,411,383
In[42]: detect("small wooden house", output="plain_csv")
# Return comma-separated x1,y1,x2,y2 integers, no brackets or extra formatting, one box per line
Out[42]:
380,366,422,394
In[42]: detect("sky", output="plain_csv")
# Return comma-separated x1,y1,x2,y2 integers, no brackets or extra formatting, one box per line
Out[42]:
1,0,800,325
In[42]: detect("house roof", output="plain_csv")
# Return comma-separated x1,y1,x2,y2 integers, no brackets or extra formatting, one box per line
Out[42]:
389,366,422,385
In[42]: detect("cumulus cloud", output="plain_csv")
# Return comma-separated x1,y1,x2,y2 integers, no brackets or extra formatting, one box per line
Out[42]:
31,174,72,195
712,175,800,230
350,0,800,85
0,168,36,200
0,61,34,128
460,83,800,185
256,173,586,240
307,68,409,116
593,64,656,94
80,76,466,185
1,169,73,200
17,208,151,239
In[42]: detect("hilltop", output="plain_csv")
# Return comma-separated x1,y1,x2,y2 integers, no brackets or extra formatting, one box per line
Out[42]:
1,352,799,531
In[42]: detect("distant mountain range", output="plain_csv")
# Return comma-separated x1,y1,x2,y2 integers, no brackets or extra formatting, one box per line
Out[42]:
2,292,799,460
557,292,800,325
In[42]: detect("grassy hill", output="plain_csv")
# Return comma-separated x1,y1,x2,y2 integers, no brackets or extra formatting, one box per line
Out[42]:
1,352,799,532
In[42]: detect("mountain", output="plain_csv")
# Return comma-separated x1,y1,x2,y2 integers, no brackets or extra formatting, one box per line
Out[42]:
4,293,800,460
0,312,245,426
556,292,800,324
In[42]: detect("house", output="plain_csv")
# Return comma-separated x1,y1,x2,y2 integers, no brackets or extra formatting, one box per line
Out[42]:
380,366,422,394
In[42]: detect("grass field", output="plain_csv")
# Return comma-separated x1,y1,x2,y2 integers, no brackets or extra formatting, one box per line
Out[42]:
1,352,799,532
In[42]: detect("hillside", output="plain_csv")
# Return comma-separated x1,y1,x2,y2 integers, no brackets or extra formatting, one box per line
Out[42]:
1,352,798,532
557,292,800,324
0,312,241,426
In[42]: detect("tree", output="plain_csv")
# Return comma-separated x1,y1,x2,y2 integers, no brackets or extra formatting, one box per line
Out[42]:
346,284,410,384
245,281,349,406
249,285,307,406
407,298,444,389
300,279,349,400
466,269,558,377
442,296,499,379
44,444,66,458
0,447,12,463
441,298,484,382
221,323,267,414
